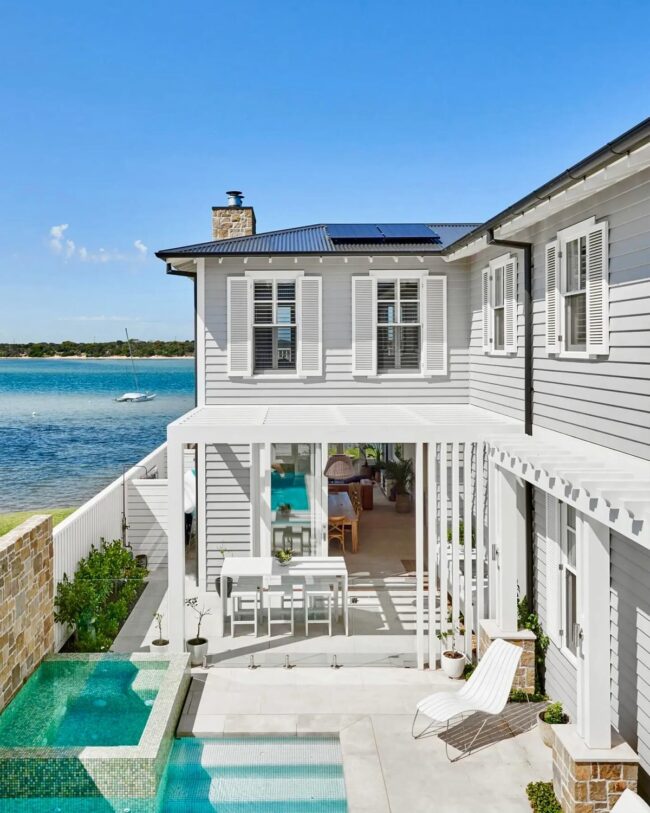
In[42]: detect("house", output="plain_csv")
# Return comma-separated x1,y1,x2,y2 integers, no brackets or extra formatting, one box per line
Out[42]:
155,119,650,807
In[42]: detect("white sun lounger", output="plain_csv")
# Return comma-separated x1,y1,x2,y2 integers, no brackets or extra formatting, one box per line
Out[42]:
612,790,650,813
412,637,523,760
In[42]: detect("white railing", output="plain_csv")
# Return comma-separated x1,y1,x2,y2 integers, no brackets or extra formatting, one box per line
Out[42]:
52,442,167,649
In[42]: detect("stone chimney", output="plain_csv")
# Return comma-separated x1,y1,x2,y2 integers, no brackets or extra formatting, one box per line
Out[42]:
211,190,256,240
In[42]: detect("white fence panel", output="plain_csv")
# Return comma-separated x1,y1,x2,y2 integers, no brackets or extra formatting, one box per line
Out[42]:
126,479,168,569
52,442,167,649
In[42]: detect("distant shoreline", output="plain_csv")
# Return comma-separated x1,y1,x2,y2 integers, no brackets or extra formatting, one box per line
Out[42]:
0,355,194,360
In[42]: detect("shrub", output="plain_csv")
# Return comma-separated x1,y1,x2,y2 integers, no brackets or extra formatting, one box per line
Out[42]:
510,688,548,703
543,701,567,725
54,539,147,652
526,781,562,812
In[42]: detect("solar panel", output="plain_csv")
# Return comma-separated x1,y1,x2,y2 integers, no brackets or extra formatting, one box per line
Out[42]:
377,224,440,240
326,224,383,240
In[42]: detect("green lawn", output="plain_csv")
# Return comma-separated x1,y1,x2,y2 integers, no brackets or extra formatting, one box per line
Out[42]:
0,507,77,536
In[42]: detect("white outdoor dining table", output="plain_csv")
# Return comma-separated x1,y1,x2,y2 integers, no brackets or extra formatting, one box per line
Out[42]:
219,556,349,637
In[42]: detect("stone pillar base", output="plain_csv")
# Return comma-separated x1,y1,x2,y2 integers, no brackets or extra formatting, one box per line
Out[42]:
478,619,536,694
553,724,638,812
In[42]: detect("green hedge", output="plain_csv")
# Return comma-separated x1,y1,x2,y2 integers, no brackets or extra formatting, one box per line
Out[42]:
54,539,148,652
526,782,562,813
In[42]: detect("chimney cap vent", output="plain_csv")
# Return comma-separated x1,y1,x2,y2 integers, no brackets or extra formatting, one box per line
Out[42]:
226,190,244,207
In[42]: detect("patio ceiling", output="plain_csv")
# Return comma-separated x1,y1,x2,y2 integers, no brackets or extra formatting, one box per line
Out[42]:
167,403,524,445
488,435,650,548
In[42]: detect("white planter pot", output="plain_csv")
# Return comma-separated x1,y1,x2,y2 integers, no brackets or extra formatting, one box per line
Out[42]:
149,640,169,655
441,650,466,679
537,710,569,748
187,638,208,666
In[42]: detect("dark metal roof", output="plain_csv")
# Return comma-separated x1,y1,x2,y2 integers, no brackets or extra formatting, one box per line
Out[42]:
156,222,479,259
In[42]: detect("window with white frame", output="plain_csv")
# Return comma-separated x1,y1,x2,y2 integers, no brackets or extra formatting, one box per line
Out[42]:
481,254,517,354
545,216,609,357
377,280,420,372
253,280,296,372
560,502,579,658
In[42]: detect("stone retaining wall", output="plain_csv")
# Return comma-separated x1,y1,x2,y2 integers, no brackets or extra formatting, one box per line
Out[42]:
0,515,54,711
478,619,536,694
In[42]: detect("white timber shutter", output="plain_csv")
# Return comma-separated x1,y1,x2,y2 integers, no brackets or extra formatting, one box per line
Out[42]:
586,221,609,356
227,276,252,376
545,240,560,354
481,267,491,352
352,276,376,375
545,493,562,647
422,275,447,375
297,275,322,376
504,256,517,353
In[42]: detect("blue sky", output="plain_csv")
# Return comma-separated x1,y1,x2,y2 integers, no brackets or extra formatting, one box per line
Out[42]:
1,0,649,342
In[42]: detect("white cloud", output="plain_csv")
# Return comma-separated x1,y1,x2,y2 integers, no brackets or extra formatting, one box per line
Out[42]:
48,225,148,264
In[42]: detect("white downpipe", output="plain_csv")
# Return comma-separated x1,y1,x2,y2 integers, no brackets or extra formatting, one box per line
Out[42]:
415,442,425,670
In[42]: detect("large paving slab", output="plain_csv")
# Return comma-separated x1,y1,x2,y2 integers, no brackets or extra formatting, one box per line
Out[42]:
176,666,552,812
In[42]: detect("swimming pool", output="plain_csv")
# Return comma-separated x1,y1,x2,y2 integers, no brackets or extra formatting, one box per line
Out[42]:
0,736,349,812
0,657,165,747
271,471,310,511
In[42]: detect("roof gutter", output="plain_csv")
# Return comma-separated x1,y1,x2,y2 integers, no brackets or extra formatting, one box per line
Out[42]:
445,116,650,256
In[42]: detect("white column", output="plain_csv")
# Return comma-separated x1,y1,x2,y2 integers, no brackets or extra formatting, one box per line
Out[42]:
415,441,425,670
495,465,519,633
577,516,611,749
167,435,186,651
426,442,438,668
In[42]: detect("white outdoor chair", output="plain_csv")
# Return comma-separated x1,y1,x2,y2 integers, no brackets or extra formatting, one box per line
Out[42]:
612,790,650,813
412,638,523,761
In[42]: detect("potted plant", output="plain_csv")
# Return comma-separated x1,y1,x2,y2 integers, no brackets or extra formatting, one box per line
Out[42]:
437,627,466,679
384,452,413,513
277,502,292,518
215,549,233,598
150,612,169,655
185,597,212,666
275,549,293,567
538,701,569,747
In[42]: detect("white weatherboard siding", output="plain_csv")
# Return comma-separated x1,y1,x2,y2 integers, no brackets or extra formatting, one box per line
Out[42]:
469,166,650,460
203,256,469,405
205,443,251,591
611,531,650,795
532,486,577,719
126,479,168,569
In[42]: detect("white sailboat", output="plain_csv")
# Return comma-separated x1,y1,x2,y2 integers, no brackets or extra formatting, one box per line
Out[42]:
115,329,156,402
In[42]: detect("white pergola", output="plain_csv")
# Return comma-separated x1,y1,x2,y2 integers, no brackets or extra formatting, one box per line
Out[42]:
166,403,523,662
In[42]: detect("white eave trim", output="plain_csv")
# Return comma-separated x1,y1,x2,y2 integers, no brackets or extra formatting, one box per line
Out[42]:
445,140,650,262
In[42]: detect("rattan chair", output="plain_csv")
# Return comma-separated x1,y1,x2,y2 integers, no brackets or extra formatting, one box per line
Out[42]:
328,516,347,553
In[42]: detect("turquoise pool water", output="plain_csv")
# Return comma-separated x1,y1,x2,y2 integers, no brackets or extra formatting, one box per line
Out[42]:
0,737,348,812
271,471,309,511
0,658,166,748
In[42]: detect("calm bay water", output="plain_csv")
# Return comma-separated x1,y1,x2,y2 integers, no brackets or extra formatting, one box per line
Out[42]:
0,358,194,512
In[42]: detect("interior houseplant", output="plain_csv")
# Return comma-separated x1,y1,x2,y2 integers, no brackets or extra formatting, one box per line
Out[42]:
384,452,414,513
538,701,569,747
185,597,212,665
150,612,169,654
437,627,466,679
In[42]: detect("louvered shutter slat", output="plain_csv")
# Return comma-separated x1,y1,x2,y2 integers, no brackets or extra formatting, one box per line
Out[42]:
504,257,517,353
423,275,447,375
352,277,376,375
545,240,560,354
586,222,609,356
227,277,252,376
297,276,322,376
545,494,562,647
481,268,491,352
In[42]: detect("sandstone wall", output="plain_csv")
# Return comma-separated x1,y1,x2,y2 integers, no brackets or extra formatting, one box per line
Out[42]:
0,515,54,711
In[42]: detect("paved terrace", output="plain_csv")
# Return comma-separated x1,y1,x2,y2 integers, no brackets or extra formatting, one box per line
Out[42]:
177,667,551,813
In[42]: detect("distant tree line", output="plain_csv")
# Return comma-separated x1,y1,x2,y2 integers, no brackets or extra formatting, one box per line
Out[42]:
0,339,194,358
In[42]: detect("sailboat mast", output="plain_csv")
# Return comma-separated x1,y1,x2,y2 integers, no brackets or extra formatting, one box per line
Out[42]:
125,328,140,391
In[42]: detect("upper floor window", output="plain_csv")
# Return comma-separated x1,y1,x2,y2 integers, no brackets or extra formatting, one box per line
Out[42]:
227,274,322,378
377,280,420,372
253,281,296,372
481,254,517,355
352,273,447,377
545,217,609,357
